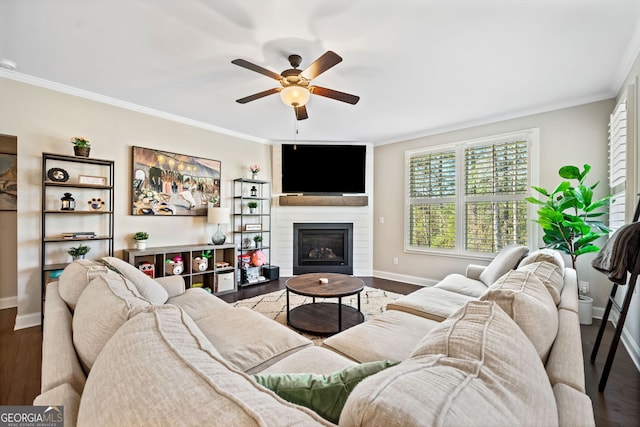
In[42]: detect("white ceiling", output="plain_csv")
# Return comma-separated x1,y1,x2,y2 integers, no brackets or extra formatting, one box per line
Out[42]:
2,0,640,145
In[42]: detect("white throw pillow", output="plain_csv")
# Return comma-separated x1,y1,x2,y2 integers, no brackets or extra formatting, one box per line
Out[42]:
102,257,169,304
57,260,110,310
478,244,529,286
480,270,558,361
73,272,151,372
340,301,558,427
517,261,564,305
519,248,565,270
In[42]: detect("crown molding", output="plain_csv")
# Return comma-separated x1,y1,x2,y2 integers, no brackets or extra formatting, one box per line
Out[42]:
0,70,269,145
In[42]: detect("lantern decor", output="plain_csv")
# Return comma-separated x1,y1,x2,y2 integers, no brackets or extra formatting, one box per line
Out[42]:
250,186,257,197
61,193,75,211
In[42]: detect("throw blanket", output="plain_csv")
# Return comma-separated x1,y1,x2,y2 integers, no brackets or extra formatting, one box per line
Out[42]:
592,222,640,284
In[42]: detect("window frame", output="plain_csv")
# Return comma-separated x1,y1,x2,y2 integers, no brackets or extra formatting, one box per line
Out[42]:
404,129,539,258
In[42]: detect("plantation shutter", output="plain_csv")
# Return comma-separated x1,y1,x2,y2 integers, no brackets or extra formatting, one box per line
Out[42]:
608,100,627,232
464,140,529,252
408,150,456,249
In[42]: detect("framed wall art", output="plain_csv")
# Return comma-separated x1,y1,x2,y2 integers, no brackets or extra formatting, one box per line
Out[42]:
132,146,221,216
0,153,17,211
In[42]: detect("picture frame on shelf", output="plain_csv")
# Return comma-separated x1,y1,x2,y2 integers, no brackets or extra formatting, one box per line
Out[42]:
244,224,262,231
132,146,221,216
79,175,107,185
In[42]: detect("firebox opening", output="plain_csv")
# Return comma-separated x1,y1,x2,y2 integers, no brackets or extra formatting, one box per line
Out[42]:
293,223,353,275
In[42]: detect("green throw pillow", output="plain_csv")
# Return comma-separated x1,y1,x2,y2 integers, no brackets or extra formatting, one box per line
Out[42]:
253,360,399,424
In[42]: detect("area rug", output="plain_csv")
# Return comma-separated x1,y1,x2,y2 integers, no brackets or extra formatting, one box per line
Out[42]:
234,286,403,345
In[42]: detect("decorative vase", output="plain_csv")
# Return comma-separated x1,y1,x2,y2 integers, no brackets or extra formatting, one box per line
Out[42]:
135,240,147,250
252,173,258,180
74,146,90,157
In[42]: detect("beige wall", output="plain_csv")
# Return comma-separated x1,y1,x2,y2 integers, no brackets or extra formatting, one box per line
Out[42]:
373,100,614,300
0,77,272,328
0,135,17,306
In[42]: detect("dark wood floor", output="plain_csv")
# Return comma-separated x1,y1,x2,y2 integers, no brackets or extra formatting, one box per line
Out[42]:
1,276,638,426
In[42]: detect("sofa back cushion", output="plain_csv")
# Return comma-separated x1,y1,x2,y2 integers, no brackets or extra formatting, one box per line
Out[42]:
72,272,151,372
519,248,565,270
58,260,111,310
339,301,557,427
478,244,529,286
77,305,332,427
480,270,558,361
101,256,169,304
516,261,564,305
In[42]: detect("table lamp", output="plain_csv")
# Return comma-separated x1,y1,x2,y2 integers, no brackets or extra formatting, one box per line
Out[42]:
208,206,230,245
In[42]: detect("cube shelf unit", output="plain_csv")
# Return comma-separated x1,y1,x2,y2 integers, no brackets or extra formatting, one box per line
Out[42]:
123,243,237,295
232,178,271,286
41,152,115,325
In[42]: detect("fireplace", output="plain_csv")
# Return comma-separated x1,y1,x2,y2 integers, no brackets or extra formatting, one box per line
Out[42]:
293,223,353,275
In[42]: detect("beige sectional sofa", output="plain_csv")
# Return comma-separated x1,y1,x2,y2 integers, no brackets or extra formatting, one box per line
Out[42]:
35,249,595,426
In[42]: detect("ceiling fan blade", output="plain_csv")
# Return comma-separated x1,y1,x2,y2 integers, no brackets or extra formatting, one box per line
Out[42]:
295,105,308,121
236,88,281,104
231,59,282,80
309,86,360,105
300,51,342,80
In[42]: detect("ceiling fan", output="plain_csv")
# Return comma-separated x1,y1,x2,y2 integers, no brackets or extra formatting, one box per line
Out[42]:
231,51,360,120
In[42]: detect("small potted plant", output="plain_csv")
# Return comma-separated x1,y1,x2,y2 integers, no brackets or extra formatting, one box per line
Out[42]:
68,244,90,260
70,136,91,157
253,234,263,248
247,201,258,214
134,231,149,249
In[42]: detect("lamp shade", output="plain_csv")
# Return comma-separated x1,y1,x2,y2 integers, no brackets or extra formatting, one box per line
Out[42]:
280,85,311,107
207,207,230,224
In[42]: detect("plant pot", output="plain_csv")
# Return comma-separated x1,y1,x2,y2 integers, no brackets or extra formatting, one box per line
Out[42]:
135,240,147,250
72,255,85,261
578,295,593,325
74,146,90,157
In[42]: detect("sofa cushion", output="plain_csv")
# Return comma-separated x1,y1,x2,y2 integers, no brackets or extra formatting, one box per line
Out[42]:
480,270,558,361
519,248,565,270
478,244,529,286
553,383,596,427
339,301,558,427
259,346,357,375
101,256,169,304
323,309,440,363
386,286,475,322
194,306,313,374
546,309,586,392
254,360,398,424
77,305,332,426
72,272,151,371
57,259,110,310
434,273,488,297
168,288,233,321
516,261,564,305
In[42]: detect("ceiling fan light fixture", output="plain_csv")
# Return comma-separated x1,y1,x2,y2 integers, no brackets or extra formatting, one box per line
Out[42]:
280,85,310,107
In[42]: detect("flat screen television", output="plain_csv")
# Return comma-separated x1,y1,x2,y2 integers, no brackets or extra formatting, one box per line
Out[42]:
281,144,366,194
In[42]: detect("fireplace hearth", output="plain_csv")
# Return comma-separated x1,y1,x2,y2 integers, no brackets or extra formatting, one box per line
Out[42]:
293,223,353,275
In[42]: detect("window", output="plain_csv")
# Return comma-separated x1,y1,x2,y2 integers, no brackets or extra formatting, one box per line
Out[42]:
608,99,627,231
406,130,536,255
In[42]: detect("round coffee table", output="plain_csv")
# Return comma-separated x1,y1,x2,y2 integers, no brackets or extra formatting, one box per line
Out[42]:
285,273,365,336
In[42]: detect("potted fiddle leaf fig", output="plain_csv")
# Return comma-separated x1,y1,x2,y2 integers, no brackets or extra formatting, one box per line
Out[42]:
526,164,611,324
526,164,611,276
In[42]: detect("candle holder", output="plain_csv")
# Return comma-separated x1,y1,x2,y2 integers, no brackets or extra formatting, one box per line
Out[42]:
61,193,75,211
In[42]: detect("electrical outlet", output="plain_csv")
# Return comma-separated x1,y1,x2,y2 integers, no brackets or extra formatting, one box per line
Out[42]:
579,281,589,294
393,257,399,265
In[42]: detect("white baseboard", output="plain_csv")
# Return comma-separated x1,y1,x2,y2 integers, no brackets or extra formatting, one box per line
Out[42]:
0,296,17,310
373,270,437,287
14,312,41,330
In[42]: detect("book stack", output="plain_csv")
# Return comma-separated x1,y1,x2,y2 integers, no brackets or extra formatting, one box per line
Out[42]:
61,232,97,239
